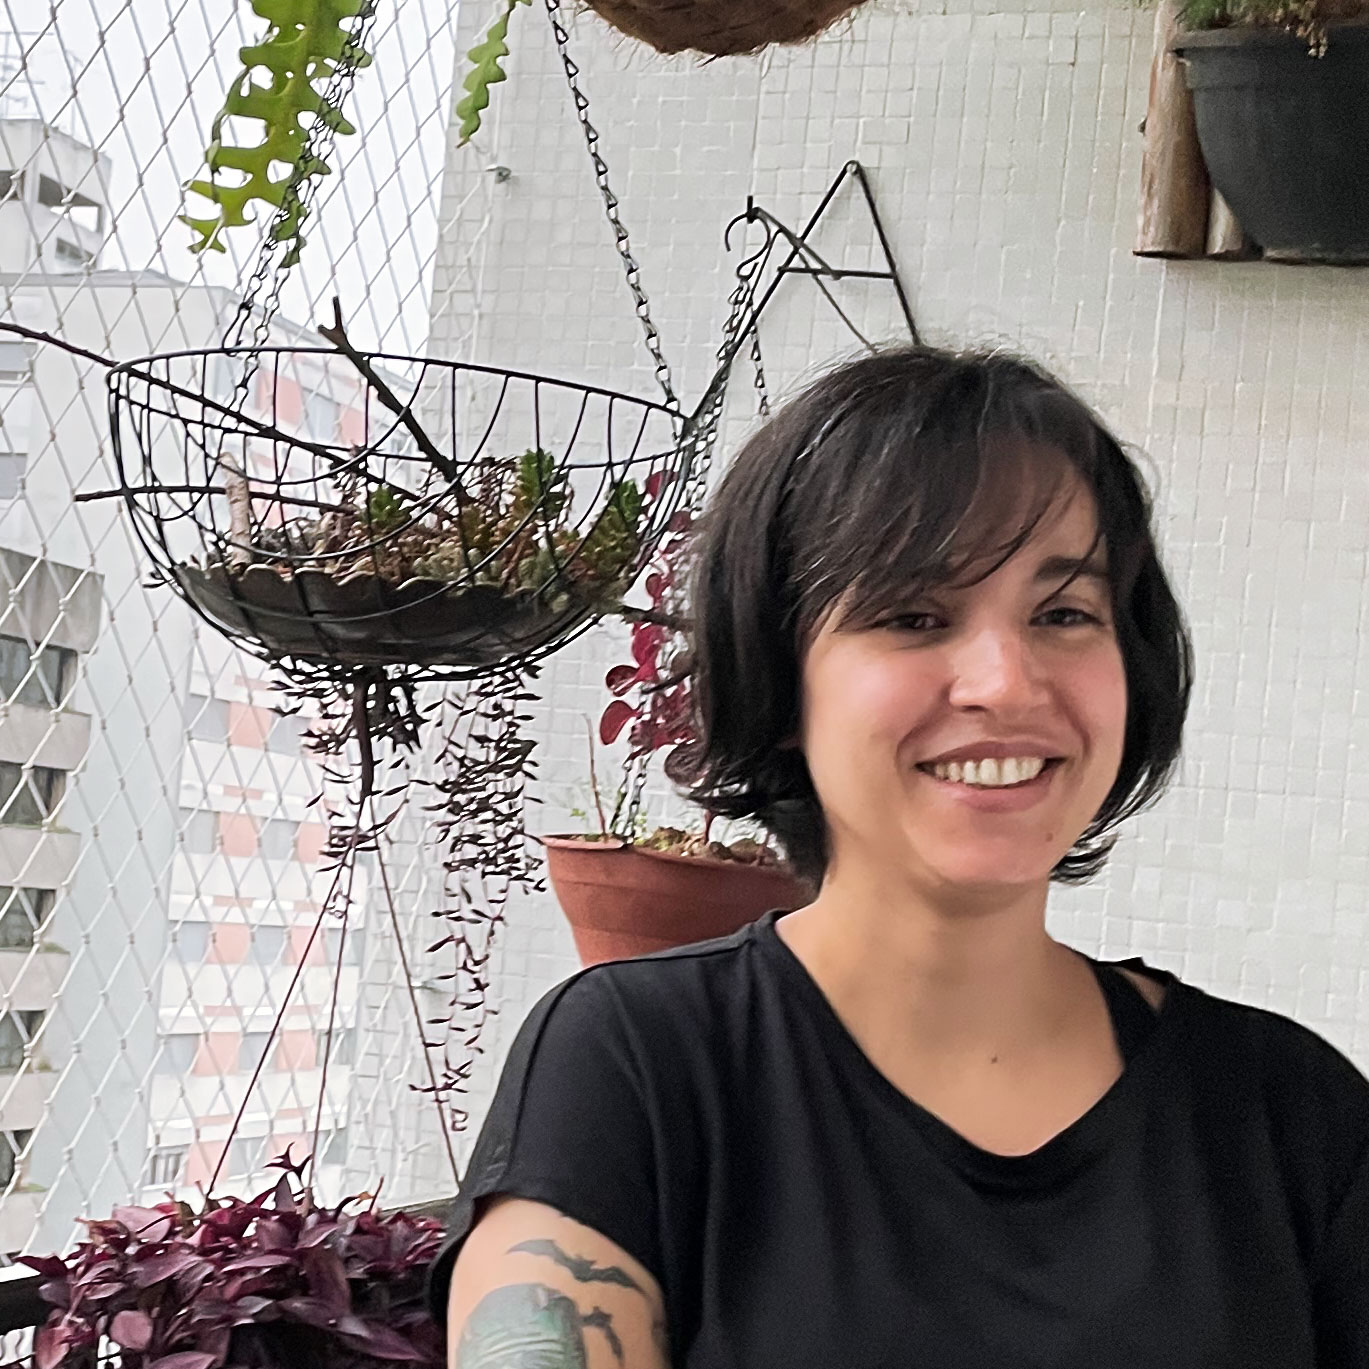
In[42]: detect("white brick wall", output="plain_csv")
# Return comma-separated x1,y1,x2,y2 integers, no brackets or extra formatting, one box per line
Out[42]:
427,0,1369,1141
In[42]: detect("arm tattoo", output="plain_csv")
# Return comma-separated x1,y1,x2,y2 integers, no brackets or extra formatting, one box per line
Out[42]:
580,1309,624,1362
456,1284,624,1368
509,1239,646,1294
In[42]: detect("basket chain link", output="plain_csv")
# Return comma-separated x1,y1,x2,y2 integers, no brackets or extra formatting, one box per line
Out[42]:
544,0,680,414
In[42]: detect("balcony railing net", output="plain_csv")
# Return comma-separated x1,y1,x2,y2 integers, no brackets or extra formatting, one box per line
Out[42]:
0,0,473,1277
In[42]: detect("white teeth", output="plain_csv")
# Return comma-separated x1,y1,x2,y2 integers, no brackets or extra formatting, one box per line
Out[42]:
928,757,1048,788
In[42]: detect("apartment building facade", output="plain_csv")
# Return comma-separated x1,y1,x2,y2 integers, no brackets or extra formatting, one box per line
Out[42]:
0,115,438,1251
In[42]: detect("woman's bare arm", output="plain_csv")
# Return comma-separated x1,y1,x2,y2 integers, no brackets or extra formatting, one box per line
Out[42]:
448,1197,671,1369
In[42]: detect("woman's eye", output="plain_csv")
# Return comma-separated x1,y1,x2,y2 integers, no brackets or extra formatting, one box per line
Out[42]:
1035,605,1102,628
882,611,945,633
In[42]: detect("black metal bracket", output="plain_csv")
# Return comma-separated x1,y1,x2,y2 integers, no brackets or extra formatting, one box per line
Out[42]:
726,159,920,352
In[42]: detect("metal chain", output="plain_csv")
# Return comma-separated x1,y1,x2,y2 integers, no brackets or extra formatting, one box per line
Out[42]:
537,4,788,834
749,321,772,417
672,215,776,511
622,749,652,838
544,0,679,413
618,219,778,836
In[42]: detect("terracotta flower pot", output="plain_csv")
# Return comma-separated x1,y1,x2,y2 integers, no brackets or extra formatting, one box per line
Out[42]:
542,835,810,966
585,0,871,56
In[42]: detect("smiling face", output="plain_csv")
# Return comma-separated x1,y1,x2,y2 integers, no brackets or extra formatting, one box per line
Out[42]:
798,477,1128,900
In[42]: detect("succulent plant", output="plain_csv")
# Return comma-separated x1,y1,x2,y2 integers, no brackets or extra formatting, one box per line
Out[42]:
253,449,643,615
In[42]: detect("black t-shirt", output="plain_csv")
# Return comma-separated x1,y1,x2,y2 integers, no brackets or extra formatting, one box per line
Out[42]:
430,912,1369,1367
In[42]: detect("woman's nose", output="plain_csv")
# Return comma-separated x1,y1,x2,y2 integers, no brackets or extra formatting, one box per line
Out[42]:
945,627,1049,711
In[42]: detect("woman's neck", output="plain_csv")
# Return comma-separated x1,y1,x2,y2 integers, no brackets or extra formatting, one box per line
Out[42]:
778,864,1090,1063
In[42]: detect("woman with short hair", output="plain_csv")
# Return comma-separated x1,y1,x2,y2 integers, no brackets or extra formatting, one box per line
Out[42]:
431,345,1369,1368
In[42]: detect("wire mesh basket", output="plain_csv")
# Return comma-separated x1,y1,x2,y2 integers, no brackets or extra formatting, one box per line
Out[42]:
106,347,692,681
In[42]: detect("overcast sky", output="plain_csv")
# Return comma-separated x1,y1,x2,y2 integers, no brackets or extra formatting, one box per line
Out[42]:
1,0,460,354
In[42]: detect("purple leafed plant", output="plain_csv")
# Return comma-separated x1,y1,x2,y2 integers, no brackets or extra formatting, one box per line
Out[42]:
599,502,698,798
22,1151,445,1369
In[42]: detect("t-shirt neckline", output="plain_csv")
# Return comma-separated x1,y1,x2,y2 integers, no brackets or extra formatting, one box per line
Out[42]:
750,909,1191,1191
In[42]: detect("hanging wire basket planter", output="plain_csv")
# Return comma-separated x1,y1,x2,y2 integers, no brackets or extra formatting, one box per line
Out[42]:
107,344,694,681
585,0,872,55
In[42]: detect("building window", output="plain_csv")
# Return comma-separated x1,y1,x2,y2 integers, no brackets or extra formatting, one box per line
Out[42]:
0,888,53,950
257,818,298,861
323,926,361,968
171,921,209,964
157,1033,199,1075
266,711,304,755
0,635,74,710
184,693,229,742
179,808,218,855
0,763,61,826
303,391,342,444
239,1033,275,1074
248,926,287,967
321,1126,348,1168
0,343,34,503
0,172,23,202
147,1144,189,1188
37,174,103,233
327,1026,355,1067
220,1137,256,1180
53,239,94,268
0,1130,32,1187
0,1011,42,1072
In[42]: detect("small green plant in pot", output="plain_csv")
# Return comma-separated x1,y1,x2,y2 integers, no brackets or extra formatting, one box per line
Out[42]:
543,502,810,967
1172,0,1369,261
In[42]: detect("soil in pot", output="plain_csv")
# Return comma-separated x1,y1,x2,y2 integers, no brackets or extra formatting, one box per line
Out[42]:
543,831,811,965
1174,24,1369,262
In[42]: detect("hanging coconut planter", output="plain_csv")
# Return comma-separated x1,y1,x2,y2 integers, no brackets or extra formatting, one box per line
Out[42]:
105,334,697,681
584,0,871,56
1173,23,1369,263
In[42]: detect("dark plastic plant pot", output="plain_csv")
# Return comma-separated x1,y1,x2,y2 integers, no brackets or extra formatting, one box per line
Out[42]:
1173,24,1369,263
542,835,810,966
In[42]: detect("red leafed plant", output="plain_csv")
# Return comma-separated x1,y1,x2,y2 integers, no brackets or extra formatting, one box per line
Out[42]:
23,1151,444,1369
599,504,698,786
592,497,780,869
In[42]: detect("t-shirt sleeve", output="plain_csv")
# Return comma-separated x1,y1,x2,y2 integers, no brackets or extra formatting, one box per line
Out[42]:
1313,1145,1369,1367
426,968,659,1323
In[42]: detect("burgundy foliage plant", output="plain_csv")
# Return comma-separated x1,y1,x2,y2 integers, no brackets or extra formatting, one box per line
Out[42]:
599,498,698,784
23,1151,445,1369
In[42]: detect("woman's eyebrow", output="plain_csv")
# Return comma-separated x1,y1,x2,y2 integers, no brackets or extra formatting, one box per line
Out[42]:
1034,554,1110,588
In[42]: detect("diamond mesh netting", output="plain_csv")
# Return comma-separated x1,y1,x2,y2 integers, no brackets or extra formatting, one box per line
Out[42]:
0,0,475,1271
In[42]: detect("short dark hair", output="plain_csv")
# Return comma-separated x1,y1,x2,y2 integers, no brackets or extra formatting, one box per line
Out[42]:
682,344,1193,887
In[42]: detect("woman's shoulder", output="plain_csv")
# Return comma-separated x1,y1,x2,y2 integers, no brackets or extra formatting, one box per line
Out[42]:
518,914,780,1058
1161,971,1369,1145
1176,974,1365,1079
